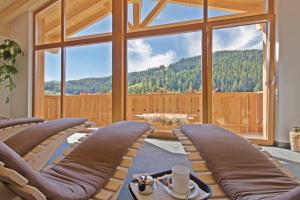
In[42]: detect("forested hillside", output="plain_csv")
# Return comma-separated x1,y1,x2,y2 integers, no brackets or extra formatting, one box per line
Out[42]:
45,49,263,95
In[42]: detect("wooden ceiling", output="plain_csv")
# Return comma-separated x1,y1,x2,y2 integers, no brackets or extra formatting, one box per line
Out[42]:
0,0,53,37
0,0,265,39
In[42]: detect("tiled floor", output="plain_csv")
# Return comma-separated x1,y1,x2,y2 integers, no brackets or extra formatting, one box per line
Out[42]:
263,146,300,179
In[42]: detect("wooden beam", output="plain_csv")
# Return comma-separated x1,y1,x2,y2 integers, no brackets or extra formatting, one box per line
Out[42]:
208,0,264,12
132,0,142,28
202,0,210,123
34,18,45,118
166,0,264,12
66,7,111,37
112,0,127,122
209,14,270,29
46,1,112,41
266,0,275,145
128,19,203,38
43,0,110,34
140,0,168,27
0,0,32,24
61,0,65,118
34,0,60,15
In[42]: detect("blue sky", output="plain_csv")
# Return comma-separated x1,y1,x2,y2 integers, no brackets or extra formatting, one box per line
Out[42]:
45,1,263,81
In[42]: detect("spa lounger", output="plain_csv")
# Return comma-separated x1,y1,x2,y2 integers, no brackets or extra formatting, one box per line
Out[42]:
0,121,151,200
4,118,90,171
176,124,300,200
0,117,45,141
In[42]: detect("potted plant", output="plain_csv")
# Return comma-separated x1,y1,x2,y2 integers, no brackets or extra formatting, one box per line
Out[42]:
0,39,24,104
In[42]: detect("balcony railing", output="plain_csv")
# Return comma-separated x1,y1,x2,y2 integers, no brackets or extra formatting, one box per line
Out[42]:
43,92,263,135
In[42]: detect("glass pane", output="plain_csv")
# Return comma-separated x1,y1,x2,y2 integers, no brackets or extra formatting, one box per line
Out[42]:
66,0,112,39
128,0,203,31
65,43,112,126
36,1,61,45
208,0,267,20
212,24,266,139
127,32,202,133
35,48,61,120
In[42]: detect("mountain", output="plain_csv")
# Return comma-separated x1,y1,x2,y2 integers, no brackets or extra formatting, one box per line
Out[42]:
45,49,263,95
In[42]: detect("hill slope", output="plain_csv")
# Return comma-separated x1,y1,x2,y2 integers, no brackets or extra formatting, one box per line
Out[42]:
45,49,263,95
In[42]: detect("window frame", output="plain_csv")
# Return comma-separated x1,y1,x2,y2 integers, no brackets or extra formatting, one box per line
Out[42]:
33,0,275,145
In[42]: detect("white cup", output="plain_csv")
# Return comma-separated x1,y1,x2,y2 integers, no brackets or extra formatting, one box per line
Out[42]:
167,165,190,194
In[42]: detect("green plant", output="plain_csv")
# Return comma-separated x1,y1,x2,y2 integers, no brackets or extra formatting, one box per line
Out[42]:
0,39,24,103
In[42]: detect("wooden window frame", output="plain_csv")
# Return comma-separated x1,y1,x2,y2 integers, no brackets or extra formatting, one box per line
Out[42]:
33,0,276,145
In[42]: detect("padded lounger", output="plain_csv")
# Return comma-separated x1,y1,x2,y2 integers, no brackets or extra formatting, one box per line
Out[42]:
0,117,45,141
180,124,300,200
0,121,150,200
5,118,88,156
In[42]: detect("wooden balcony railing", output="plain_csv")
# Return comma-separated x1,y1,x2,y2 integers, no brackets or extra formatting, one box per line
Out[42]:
43,92,263,135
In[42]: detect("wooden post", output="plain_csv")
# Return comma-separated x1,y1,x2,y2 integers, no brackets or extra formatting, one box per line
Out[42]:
202,0,212,123
262,23,268,139
266,0,275,144
34,18,45,118
133,0,141,28
61,0,66,118
112,0,127,122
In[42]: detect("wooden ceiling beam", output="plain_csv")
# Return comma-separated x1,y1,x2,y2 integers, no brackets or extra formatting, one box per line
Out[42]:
66,3,112,37
48,4,112,41
0,0,40,24
45,0,111,37
140,0,168,27
133,0,142,28
160,0,263,12
208,0,264,12
44,0,110,34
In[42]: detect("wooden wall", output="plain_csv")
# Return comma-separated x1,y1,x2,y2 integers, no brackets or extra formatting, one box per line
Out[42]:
43,92,263,134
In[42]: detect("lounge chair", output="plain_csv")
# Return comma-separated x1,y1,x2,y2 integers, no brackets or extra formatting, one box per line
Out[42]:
176,124,300,200
0,121,151,200
0,117,45,141
4,118,91,170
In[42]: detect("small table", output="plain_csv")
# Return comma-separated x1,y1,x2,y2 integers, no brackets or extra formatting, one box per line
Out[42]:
117,142,192,199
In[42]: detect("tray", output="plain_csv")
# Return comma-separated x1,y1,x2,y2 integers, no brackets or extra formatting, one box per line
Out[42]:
128,170,211,200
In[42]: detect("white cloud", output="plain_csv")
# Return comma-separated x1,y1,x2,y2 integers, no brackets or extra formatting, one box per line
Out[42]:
182,32,202,57
213,25,263,52
128,39,176,72
45,75,54,82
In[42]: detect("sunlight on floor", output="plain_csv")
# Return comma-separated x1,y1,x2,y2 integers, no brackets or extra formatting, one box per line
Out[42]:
145,138,186,154
262,146,300,164
67,133,87,144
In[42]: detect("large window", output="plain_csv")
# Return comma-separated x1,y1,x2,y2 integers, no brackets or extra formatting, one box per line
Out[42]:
34,0,275,144
36,1,61,45
208,0,267,20
65,0,112,39
35,48,61,119
212,24,266,139
128,0,204,31
65,43,112,126
127,32,203,125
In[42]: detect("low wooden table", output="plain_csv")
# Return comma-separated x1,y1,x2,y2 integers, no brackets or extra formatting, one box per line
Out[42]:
134,113,194,139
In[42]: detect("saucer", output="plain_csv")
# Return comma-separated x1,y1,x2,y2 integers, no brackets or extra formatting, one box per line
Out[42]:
163,180,210,199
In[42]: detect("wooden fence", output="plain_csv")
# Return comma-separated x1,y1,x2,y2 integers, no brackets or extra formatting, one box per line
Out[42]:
43,92,263,135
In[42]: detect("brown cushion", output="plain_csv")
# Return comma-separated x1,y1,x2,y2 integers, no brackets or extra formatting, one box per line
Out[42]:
0,117,44,129
5,118,87,156
181,124,299,200
0,121,150,200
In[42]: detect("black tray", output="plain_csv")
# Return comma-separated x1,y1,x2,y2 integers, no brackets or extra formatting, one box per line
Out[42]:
128,170,211,200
